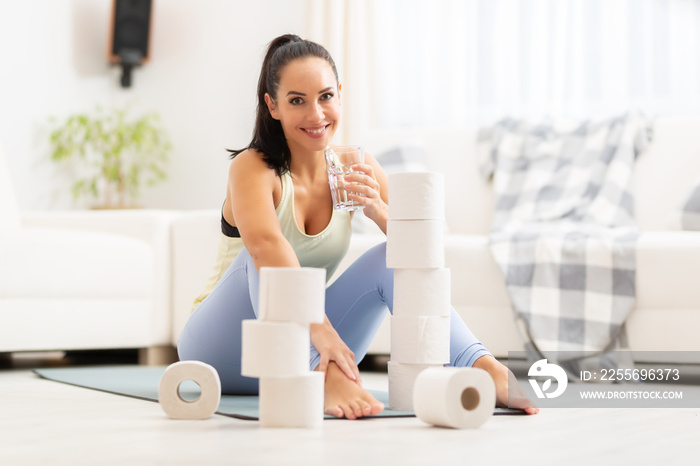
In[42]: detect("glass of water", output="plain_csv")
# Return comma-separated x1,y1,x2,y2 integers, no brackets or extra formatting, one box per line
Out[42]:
324,145,365,211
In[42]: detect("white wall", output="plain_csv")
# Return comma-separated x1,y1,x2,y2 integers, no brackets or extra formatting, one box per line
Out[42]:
0,0,306,210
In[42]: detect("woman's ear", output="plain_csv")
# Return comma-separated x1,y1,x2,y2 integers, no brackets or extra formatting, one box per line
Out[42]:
338,83,342,105
264,93,279,120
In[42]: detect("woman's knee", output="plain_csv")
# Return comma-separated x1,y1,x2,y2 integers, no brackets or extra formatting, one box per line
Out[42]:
366,241,393,303
365,241,388,267
357,241,392,281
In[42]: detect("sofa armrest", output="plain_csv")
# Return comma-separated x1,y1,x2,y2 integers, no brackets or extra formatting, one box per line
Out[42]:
20,209,177,244
20,209,178,346
627,231,700,353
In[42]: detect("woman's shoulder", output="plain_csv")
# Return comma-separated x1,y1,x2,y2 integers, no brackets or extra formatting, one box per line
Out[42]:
227,149,282,198
230,148,266,165
229,149,276,177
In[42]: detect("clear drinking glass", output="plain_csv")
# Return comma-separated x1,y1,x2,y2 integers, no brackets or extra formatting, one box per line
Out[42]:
324,145,365,211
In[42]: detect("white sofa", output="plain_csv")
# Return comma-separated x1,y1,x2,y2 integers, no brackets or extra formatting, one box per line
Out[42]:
4,116,699,364
0,141,177,364
171,116,700,361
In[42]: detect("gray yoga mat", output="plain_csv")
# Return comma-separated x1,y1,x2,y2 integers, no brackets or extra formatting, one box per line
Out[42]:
33,365,524,420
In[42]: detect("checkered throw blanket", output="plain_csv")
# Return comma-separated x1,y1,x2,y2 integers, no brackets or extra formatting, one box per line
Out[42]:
479,113,652,366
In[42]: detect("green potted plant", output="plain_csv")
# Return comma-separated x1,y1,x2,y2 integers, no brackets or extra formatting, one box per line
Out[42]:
49,106,171,208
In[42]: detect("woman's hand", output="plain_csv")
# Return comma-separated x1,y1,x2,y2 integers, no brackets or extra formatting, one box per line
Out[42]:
311,317,362,386
343,162,388,232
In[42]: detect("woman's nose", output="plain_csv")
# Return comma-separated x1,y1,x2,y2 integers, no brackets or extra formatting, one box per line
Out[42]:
307,101,324,121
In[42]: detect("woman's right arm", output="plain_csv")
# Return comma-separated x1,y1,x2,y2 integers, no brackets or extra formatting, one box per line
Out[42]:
227,150,299,270
228,151,362,384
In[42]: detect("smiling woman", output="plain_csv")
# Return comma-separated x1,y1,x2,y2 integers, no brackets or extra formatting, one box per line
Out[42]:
264,59,340,156
176,34,538,420
227,35,342,176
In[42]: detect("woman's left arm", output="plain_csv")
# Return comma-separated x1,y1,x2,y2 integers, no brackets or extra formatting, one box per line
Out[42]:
344,152,390,234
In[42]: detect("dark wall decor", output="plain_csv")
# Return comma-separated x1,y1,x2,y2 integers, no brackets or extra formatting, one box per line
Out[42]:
108,0,153,88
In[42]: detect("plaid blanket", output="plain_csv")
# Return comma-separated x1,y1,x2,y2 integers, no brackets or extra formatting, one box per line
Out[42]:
479,113,652,369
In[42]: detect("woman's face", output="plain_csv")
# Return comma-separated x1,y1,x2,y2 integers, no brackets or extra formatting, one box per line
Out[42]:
265,56,340,156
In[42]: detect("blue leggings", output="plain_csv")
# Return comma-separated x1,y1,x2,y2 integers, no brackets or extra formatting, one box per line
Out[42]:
177,242,491,394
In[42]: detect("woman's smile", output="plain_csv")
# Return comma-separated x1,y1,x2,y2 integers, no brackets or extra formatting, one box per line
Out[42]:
301,124,331,138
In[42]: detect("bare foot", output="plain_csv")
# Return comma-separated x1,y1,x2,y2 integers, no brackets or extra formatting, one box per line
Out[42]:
473,355,540,415
319,361,385,419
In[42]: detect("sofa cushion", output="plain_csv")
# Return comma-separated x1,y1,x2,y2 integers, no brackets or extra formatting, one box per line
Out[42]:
0,227,153,299
635,117,700,231
636,231,700,309
444,234,511,308
375,145,428,173
667,176,700,231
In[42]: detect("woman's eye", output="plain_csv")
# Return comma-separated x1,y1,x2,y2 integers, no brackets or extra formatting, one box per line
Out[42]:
290,97,304,105
320,92,334,101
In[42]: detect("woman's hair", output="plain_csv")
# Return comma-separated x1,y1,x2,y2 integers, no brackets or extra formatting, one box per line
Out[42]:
228,34,339,176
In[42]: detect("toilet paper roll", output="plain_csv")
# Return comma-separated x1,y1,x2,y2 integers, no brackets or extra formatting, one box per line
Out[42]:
388,172,445,220
391,315,450,364
393,268,451,317
158,361,222,420
388,361,442,411
259,267,326,324
241,320,310,378
413,367,496,429
259,372,324,428
386,220,444,269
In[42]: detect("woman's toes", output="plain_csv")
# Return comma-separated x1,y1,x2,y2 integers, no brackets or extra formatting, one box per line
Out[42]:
325,406,344,418
349,401,364,419
342,404,357,420
370,401,385,416
355,402,371,418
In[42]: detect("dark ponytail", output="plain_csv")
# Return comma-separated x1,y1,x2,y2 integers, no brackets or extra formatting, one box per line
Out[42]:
227,34,339,176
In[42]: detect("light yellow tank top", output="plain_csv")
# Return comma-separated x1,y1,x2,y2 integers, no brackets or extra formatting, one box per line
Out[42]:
191,171,352,311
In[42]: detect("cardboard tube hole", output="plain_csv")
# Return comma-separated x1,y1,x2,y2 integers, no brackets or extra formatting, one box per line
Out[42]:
461,387,480,411
177,380,202,403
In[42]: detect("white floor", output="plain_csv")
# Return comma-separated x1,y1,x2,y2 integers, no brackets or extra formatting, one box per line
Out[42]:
2,358,700,466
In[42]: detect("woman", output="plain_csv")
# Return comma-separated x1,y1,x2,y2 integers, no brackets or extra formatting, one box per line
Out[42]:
178,34,538,418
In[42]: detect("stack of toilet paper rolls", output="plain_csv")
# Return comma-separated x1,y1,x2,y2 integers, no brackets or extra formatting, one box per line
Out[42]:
386,172,451,411
241,267,326,428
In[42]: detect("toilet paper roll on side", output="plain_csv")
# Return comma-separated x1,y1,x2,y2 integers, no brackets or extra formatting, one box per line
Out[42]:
388,361,442,411
386,220,445,269
259,267,326,324
413,367,496,429
259,372,324,428
241,320,310,378
388,172,445,220
158,361,222,420
391,315,450,364
393,268,451,317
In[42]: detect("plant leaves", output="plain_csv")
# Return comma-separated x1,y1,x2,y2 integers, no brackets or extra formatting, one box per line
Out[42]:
47,105,172,206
